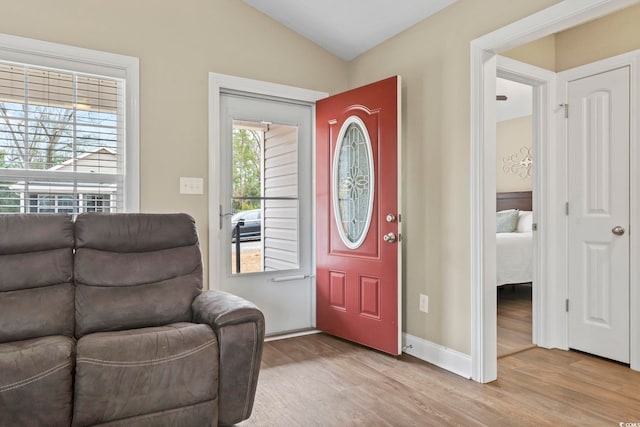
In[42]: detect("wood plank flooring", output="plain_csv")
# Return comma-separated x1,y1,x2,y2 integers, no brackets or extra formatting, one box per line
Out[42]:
497,283,534,358
240,333,640,426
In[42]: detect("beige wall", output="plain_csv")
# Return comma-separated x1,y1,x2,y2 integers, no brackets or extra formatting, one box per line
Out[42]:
555,3,640,71
1,0,349,286
503,3,640,72
348,0,560,353
496,116,533,193
502,35,556,71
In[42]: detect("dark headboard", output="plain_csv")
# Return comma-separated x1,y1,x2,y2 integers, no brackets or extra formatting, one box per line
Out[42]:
497,191,532,212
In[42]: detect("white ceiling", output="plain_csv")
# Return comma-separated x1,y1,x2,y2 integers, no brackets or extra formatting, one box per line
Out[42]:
242,0,458,61
496,78,532,122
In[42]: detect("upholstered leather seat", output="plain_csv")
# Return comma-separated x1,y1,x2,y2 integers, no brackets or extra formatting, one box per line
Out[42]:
0,336,75,426
0,214,75,425
73,323,218,426
0,213,265,426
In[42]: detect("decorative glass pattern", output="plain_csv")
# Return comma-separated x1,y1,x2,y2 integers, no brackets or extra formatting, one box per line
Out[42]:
333,118,374,249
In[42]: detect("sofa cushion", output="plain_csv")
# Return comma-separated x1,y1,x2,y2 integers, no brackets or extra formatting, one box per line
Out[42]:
73,213,202,337
85,401,217,427
0,214,74,343
73,323,218,426
0,213,74,254
0,335,75,426
0,284,75,343
74,212,198,253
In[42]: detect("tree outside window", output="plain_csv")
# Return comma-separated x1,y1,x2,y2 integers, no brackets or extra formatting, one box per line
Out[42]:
232,128,262,212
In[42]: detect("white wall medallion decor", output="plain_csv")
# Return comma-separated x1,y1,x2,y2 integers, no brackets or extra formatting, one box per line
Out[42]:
502,146,532,179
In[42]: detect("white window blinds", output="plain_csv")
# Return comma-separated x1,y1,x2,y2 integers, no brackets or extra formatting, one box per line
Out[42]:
0,61,124,213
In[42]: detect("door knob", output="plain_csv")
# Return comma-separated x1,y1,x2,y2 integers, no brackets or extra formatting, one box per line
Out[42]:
383,232,396,243
386,214,396,223
612,226,625,236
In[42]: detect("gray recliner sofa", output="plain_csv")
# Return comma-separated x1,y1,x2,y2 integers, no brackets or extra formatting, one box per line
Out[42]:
0,213,265,426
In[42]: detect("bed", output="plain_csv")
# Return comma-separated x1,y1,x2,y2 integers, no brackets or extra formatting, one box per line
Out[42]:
496,191,533,287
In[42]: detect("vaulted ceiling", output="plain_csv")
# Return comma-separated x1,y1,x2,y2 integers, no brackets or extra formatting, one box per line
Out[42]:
242,0,457,61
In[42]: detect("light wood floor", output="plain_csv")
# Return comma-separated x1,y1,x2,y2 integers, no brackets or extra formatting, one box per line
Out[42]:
240,333,640,426
497,283,534,358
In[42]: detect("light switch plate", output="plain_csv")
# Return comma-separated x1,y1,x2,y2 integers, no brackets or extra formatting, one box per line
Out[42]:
180,177,203,195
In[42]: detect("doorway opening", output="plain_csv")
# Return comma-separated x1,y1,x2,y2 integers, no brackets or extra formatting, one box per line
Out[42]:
495,77,536,358
471,0,640,383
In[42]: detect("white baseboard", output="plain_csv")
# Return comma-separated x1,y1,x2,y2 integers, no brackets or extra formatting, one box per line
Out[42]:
402,333,472,379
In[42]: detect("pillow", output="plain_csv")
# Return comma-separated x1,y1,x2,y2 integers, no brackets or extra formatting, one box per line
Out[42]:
517,210,533,233
496,209,519,233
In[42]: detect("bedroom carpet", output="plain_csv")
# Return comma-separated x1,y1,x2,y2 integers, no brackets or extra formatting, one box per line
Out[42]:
497,283,534,358
240,333,640,426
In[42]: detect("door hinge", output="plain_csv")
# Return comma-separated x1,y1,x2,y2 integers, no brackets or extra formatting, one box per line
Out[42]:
566,299,569,312
532,223,538,231
565,202,569,216
560,103,569,119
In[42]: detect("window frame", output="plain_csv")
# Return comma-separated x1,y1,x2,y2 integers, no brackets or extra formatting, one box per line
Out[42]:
0,32,140,212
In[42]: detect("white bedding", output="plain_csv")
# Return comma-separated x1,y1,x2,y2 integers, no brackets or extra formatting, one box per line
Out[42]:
496,231,533,286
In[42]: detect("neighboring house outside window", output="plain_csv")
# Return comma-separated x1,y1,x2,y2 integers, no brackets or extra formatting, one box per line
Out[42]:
84,193,112,212
13,147,118,213
0,33,139,214
27,193,112,213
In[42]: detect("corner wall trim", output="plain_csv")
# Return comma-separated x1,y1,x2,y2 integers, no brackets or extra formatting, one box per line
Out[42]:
402,333,472,379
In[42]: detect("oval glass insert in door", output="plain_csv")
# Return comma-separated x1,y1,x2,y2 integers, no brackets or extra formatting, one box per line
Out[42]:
332,116,375,249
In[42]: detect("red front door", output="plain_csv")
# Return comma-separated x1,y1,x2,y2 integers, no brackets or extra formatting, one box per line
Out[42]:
316,76,401,355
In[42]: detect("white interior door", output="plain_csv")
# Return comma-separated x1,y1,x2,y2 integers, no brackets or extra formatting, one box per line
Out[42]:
218,92,314,335
567,66,630,363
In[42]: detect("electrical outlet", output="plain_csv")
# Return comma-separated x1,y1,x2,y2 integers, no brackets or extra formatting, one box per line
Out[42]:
419,294,429,313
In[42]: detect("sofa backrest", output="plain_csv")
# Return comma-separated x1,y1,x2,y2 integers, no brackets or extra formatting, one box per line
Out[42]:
74,213,203,337
0,214,75,343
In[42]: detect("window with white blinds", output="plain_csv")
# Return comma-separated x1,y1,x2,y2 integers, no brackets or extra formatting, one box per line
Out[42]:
0,61,124,213
0,32,140,214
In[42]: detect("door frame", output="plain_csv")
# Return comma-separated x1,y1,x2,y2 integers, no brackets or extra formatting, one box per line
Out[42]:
557,49,640,364
496,55,557,350
208,73,327,329
470,0,640,383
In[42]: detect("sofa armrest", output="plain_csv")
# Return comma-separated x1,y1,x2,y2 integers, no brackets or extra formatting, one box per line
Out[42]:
192,290,265,426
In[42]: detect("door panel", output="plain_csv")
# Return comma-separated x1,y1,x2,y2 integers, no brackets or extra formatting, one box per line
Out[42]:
316,76,401,355
568,66,630,363
219,93,313,335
